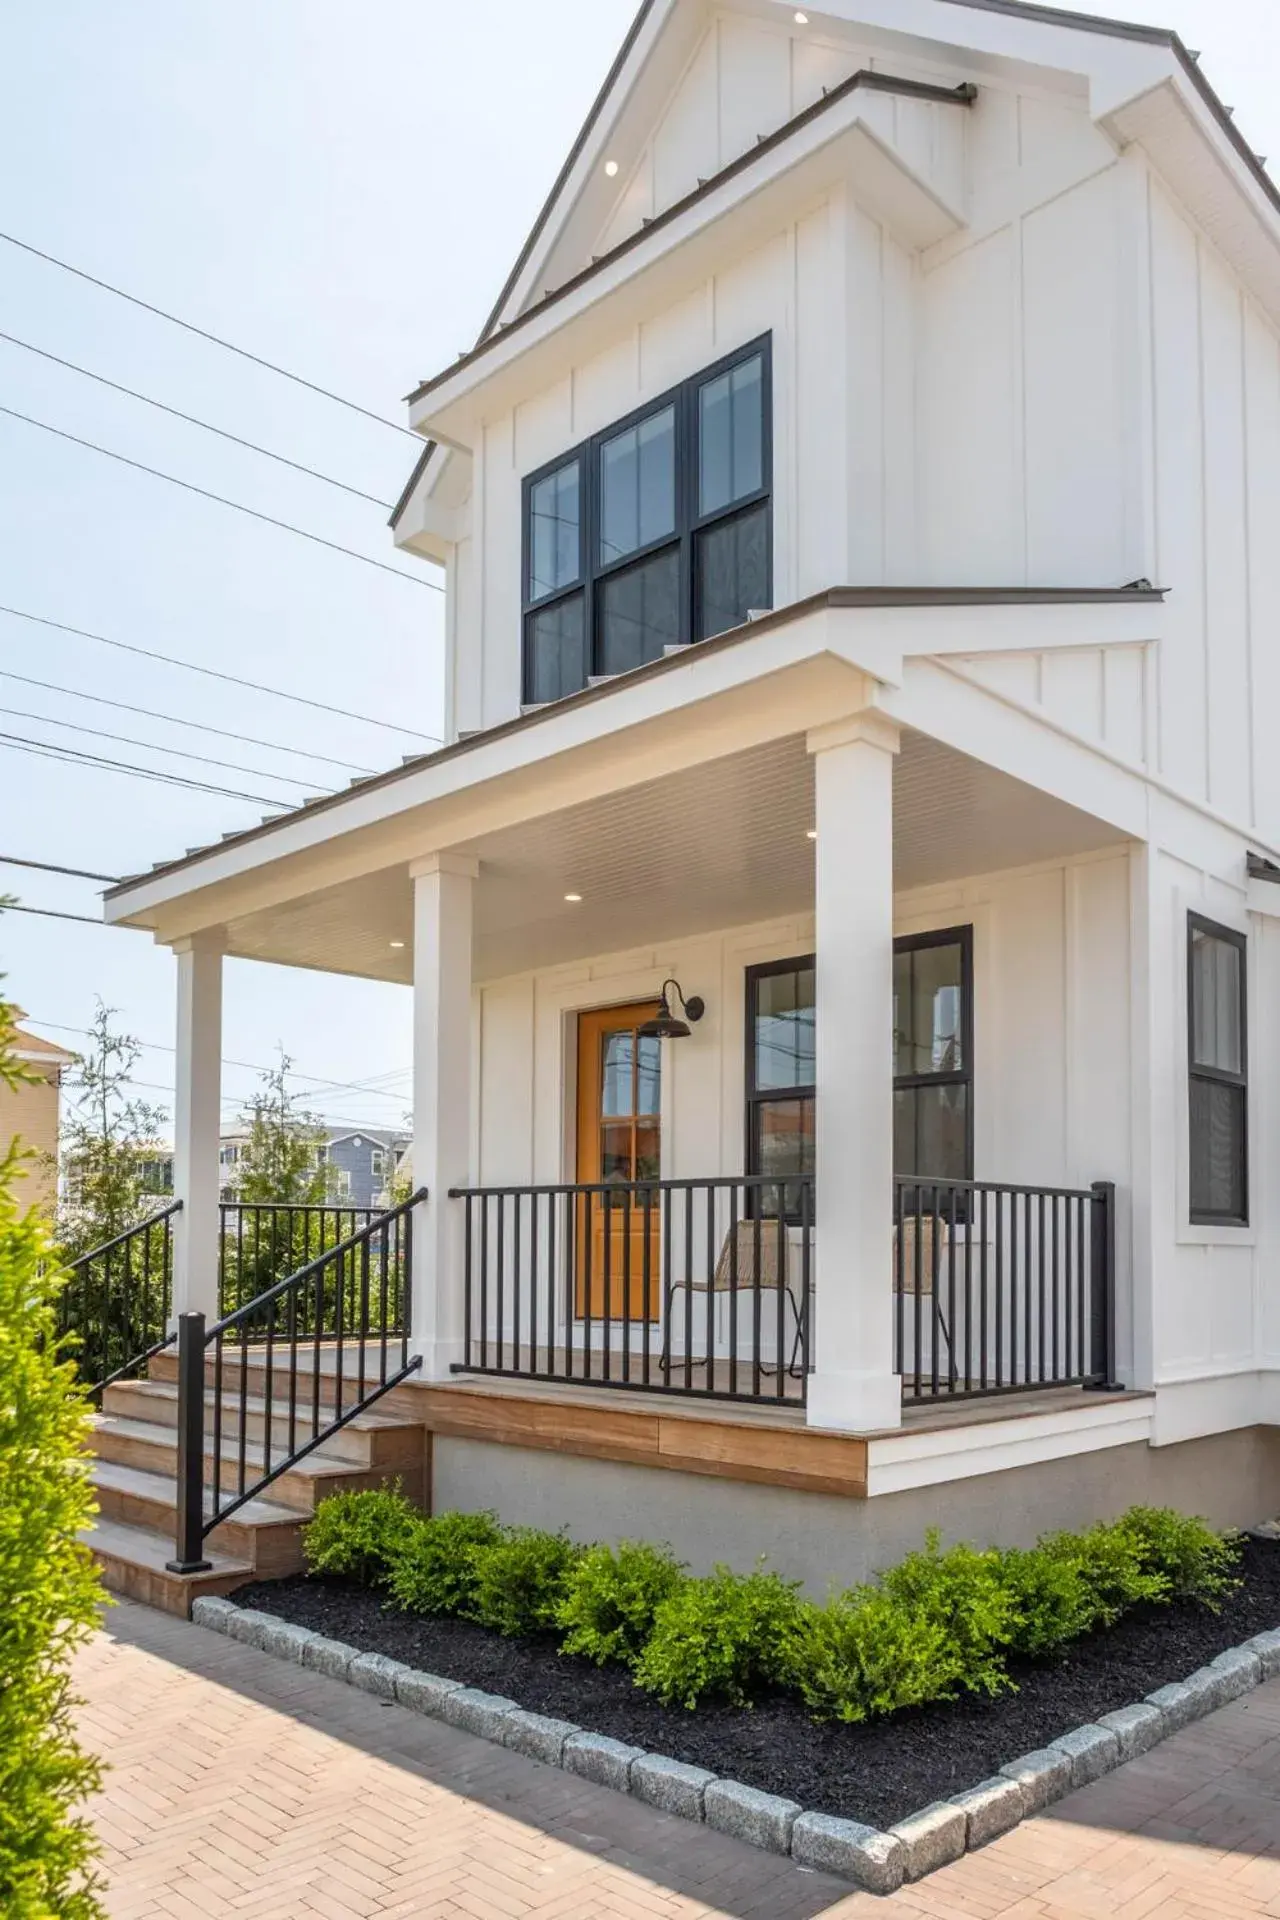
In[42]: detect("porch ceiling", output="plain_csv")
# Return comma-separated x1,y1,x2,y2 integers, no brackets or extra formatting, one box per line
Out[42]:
219,729,1127,984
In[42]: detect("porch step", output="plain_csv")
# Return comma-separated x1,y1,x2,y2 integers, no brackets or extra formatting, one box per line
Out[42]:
91,1459,307,1577
86,1515,256,1618
102,1378,423,1471
149,1345,405,1412
89,1412,424,1513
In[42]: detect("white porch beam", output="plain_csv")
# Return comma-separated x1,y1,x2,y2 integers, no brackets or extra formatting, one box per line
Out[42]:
170,934,224,1323
409,853,478,1380
806,710,902,1432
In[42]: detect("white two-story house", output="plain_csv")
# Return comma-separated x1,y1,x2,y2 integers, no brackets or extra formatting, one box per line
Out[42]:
102,0,1280,1593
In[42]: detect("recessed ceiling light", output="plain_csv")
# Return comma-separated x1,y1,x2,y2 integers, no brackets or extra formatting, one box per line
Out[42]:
605,160,620,177
564,892,583,903
806,829,817,841
794,10,809,22
389,939,406,949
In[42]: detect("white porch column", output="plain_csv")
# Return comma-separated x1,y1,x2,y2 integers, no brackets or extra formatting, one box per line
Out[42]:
806,711,902,1432
170,934,223,1323
409,853,478,1381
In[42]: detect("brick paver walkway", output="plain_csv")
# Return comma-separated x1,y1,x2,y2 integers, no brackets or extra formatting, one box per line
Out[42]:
77,1600,1280,1918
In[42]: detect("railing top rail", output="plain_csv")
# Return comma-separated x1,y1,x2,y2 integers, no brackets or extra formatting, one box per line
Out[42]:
208,1187,426,1341
448,1174,814,1199
66,1199,182,1271
893,1174,1103,1203
220,1200,378,1215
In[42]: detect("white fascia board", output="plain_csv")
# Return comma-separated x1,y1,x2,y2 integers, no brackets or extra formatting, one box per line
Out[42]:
409,111,964,445
391,445,472,560
863,1392,1154,1496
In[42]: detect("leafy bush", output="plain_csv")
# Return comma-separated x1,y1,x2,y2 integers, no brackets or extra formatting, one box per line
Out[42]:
558,1540,687,1668
385,1510,502,1617
469,1528,582,1637
0,1109,106,1915
999,1542,1095,1658
784,1586,966,1723
877,1532,1015,1699
634,1566,802,1708
302,1486,419,1588
1040,1519,1169,1630
1114,1506,1242,1609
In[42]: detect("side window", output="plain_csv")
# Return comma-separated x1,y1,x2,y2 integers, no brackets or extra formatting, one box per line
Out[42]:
745,957,814,1216
522,337,771,705
893,928,973,1185
1188,914,1248,1225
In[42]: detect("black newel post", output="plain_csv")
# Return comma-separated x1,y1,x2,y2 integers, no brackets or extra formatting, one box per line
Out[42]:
1085,1180,1123,1393
166,1310,212,1573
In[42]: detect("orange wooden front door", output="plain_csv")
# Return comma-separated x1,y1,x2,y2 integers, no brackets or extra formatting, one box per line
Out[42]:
575,1004,661,1320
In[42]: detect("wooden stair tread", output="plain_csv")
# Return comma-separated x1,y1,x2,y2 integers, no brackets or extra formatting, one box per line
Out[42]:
91,1457,302,1528
85,1515,254,1580
112,1378,418,1431
90,1412,373,1480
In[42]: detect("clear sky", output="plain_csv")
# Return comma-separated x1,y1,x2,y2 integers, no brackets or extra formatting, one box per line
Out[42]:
0,0,1275,1140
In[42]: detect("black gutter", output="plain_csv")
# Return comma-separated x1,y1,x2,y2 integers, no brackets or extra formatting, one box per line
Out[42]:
387,439,436,531
404,67,977,410
106,582,1165,902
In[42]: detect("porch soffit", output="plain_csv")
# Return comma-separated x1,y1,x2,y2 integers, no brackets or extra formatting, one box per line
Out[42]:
103,585,1164,941
211,729,1127,985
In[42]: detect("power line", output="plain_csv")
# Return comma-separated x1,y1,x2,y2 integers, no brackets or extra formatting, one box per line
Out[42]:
0,228,421,441
3,901,126,928
0,606,441,742
0,668,378,774
0,404,443,590
0,853,119,883
0,702,334,792
0,330,394,507
0,731,293,808
29,1016,409,1104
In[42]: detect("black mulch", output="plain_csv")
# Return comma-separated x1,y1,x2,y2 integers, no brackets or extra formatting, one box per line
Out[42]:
233,1537,1280,1831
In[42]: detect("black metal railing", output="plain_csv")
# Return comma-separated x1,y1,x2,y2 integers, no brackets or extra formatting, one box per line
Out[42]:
60,1202,182,1400
167,1190,425,1574
219,1203,404,1329
449,1175,813,1405
893,1176,1117,1402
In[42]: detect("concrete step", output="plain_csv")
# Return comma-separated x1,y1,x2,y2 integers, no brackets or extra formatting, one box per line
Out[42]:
101,1377,423,1471
91,1457,307,1577
86,1515,256,1618
89,1413,424,1513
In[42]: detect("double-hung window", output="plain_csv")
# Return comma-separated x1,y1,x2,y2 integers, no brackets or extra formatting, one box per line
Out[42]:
522,337,771,706
1188,914,1248,1225
744,956,814,1217
893,927,974,1186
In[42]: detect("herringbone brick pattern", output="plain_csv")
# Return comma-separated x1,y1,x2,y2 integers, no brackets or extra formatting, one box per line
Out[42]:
76,1601,1280,1919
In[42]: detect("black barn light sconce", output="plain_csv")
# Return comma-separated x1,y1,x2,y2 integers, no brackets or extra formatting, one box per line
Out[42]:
638,978,705,1040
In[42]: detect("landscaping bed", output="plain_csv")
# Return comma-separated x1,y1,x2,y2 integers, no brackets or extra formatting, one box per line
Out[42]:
234,1532,1280,1831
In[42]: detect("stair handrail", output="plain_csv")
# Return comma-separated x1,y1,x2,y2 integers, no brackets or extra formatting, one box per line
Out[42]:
167,1188,426,1575
62,1199,183,1399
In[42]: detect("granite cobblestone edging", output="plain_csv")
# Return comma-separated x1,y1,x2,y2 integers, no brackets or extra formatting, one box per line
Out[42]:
191,1598,1280,1895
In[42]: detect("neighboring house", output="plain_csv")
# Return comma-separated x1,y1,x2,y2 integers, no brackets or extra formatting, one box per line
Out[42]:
102,0,1280,1591
216,1126,408,1204
2,1016,75,1212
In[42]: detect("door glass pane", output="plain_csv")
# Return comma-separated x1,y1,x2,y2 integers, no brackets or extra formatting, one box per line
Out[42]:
598,547,680,675
526,595,586,703
753,965,815,1090
600,1122,633,1185
634,1122,660,1186
1190,1077,1245,1219
599,406,675,565
699,354,764,515
695,502,768,640
894,1085,969,1182
529,460,580,600
600,1032,634,1118
1190,928,1242,1074
636,1034,661,1116
895,941,965,1076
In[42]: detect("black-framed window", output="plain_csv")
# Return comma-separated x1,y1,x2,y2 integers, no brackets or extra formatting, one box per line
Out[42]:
745,957,813,1216
522,336,772,705
893,927,974,1186
1188,913,1248,1225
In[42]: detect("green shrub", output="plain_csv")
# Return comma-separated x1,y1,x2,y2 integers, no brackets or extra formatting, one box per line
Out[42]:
999,1542,1095,1658
302,1487,418,1588
557,1540,686,1668
469,1528,583,1637
784,1586,967,1723
1114,1506,1243,1609
1040,1519,1168,1629
877,1532,1015,1698
385,1510,502,1617
0,1117,106,1916
634,1566,802,1709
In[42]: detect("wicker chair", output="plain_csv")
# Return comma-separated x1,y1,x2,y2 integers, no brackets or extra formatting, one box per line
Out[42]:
659,1218,806,1377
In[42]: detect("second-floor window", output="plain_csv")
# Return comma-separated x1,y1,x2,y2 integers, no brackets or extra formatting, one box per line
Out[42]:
522,336,772,705
1188,913,1248,1225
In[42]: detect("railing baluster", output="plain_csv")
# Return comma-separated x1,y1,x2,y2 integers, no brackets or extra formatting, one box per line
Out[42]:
703,1185,715,1398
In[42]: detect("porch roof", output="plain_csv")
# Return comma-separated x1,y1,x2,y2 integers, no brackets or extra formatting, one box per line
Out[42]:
104,583,1163,945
